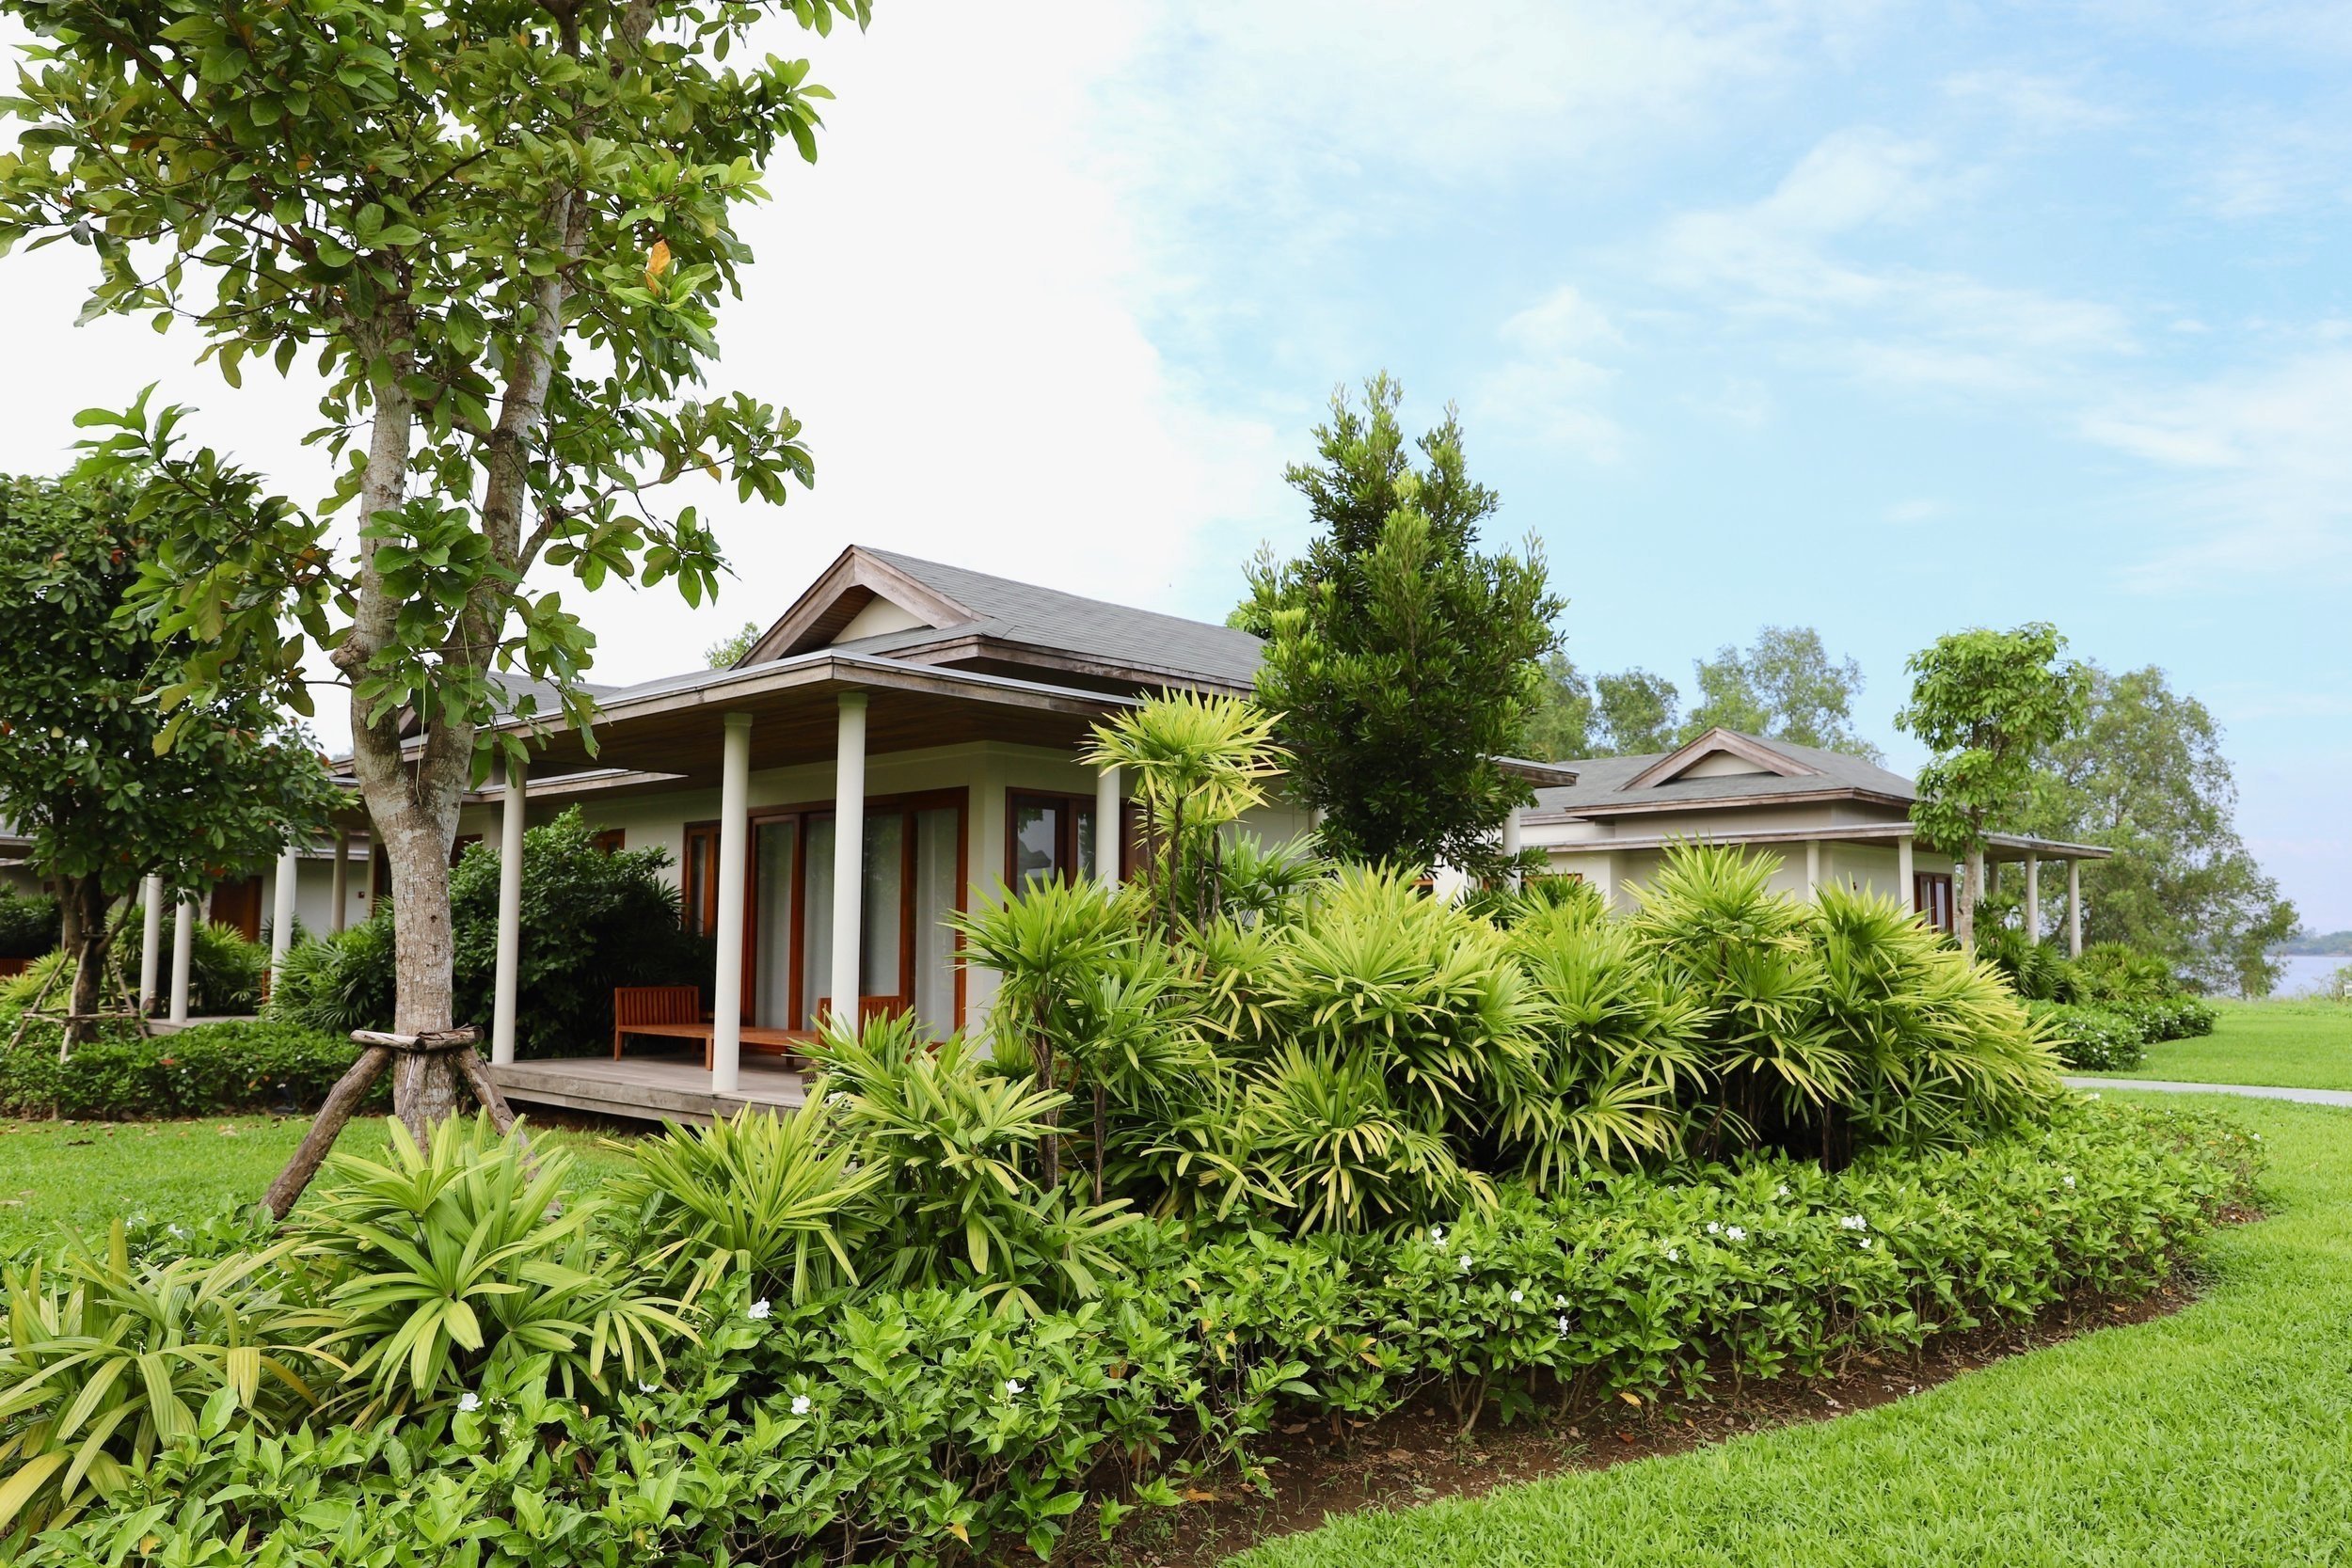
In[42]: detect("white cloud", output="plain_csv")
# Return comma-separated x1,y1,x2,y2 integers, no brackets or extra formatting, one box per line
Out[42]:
1883,498,1950,524
0,3,1291,751
1472,286,1626,460
1941,69,2124,132
1648,127,2133,391
2080,348,2352,586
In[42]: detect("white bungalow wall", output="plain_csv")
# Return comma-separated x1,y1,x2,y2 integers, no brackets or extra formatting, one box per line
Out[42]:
453,740,1314,1040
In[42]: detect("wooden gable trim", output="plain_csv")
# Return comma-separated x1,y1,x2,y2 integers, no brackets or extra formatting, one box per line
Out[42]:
1621,727,1820,790
876,633,1257,697
738,546,976,666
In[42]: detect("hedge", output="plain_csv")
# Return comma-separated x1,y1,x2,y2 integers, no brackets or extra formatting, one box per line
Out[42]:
10,1101,2259,1567
0,1019,377,1119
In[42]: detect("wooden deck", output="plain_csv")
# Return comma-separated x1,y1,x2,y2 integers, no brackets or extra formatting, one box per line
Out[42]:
490,1052,807,1126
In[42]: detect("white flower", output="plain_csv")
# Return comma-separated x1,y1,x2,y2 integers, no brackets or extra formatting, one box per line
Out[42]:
791,1394,813,1416
1458,1253,1473,1272
2062,1176,2076,1189
1430,1225,1446,1244
2087,1092,2102,1101
639,1380,658,1394
1706,1221,1721,1235
2253,1132,2264,1141
1775,1184,1789,1198
1556,1315,1571,1334
1509,1289,1524,1304
1665,1248,1679,1262
1839,1214,1867,1231
1005,1378,1025,1396
1553,1294,1568,1308
1726,1226,1746,1242
1857,1238,1873,1250
747,1298,772,1321
457,1392,483,1414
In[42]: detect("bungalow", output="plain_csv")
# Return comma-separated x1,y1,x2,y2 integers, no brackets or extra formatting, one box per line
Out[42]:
1518,727,2110,944
309,544,2102,1125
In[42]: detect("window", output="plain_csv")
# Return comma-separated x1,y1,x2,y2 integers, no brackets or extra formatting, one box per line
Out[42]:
1007,791,1100,889
591,828,626,855
451,833,483,867
682,823,720,935
1914,872,1954,935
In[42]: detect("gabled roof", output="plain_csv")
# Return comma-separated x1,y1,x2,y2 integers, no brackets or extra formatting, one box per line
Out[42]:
1529,728,1917,819
738,546,1265,692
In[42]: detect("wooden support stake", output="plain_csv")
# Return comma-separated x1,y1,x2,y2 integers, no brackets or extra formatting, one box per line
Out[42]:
454,1046,520,1134
262,1045,392,1219
261,1025,536,1222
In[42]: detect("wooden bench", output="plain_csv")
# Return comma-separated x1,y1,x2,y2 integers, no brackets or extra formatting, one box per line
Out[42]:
611,986,838,1071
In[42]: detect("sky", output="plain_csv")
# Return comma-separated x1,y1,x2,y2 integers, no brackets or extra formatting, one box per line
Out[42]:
1,2,2345,928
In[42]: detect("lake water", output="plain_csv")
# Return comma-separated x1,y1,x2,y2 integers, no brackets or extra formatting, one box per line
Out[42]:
2270,953,2345,998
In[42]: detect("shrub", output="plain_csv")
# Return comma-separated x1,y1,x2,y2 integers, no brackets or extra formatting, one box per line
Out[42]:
298,1117,689,1415
264,914,397,1037
115,917,269,1014
2030,1001,2148,1071
0,1019,378,1119
3,1101,2256,1562
268,807,711,1054
0,887,57,960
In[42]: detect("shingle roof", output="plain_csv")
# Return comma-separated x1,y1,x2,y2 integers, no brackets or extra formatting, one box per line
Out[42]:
823,548,1266,689
1529,732,1916,816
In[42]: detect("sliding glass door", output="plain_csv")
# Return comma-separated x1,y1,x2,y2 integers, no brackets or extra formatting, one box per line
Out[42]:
729,789,966,1037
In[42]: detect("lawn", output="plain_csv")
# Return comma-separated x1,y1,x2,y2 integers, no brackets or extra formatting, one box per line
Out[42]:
0,1113,641,1255
1232,1090,2352,1568
2099,1000,2352,1092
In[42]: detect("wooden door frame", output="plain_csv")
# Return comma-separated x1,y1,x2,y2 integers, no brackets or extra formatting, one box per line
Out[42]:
684,785,970,1033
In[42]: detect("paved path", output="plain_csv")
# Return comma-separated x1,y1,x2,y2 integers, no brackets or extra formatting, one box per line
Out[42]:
2067,1075,2352,1108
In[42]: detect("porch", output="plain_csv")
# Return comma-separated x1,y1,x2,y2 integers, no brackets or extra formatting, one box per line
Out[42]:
475,654,1137,1122
488,1052,807,1126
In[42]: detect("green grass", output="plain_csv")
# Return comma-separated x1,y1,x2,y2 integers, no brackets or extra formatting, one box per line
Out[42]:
1232,1091,2352,1568
2098,999,2352,1091
0,1114,641,1254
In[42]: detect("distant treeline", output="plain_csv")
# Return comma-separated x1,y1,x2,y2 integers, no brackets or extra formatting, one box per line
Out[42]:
2275,930,2352,956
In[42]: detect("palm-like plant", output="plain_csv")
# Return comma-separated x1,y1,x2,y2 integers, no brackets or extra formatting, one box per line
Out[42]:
1810,883,2061,1149
1627,843,1848,1155
952,876,1145,1183
612,1100,882,1305
1240,1046,1489,1234
1504,919,1708,1185
1083,690,1288,931
1265,864,1538,1139
0,1226,320,1534
296,1116,690,1416
806,1017,1135,1317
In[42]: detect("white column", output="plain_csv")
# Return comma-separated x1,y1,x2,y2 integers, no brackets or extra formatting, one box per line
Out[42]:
829,693,868,1030
1804,838,1822,900
2067,860,2082,958
167,893,195,1024
137,875,163,1013
2023,852,2041,943
330,831,353,933
269,845,299,988
711,713,753,1094
1094,762,1123,888
1896,833,1915,911
490,759,527,1066
1501,805,1524,889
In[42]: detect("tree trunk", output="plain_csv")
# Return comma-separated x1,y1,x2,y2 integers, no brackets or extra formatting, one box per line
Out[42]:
56,874,115,1053
1956,849,1982,956
334,363,473,1138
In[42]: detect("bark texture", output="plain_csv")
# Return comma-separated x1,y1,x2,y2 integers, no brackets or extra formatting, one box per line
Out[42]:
56,875,114,1051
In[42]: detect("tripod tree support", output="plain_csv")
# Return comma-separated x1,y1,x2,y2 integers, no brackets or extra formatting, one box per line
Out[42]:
262,1026,523,1220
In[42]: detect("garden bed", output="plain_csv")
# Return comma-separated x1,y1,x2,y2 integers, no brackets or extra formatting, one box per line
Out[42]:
1078,1267,2221,1567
